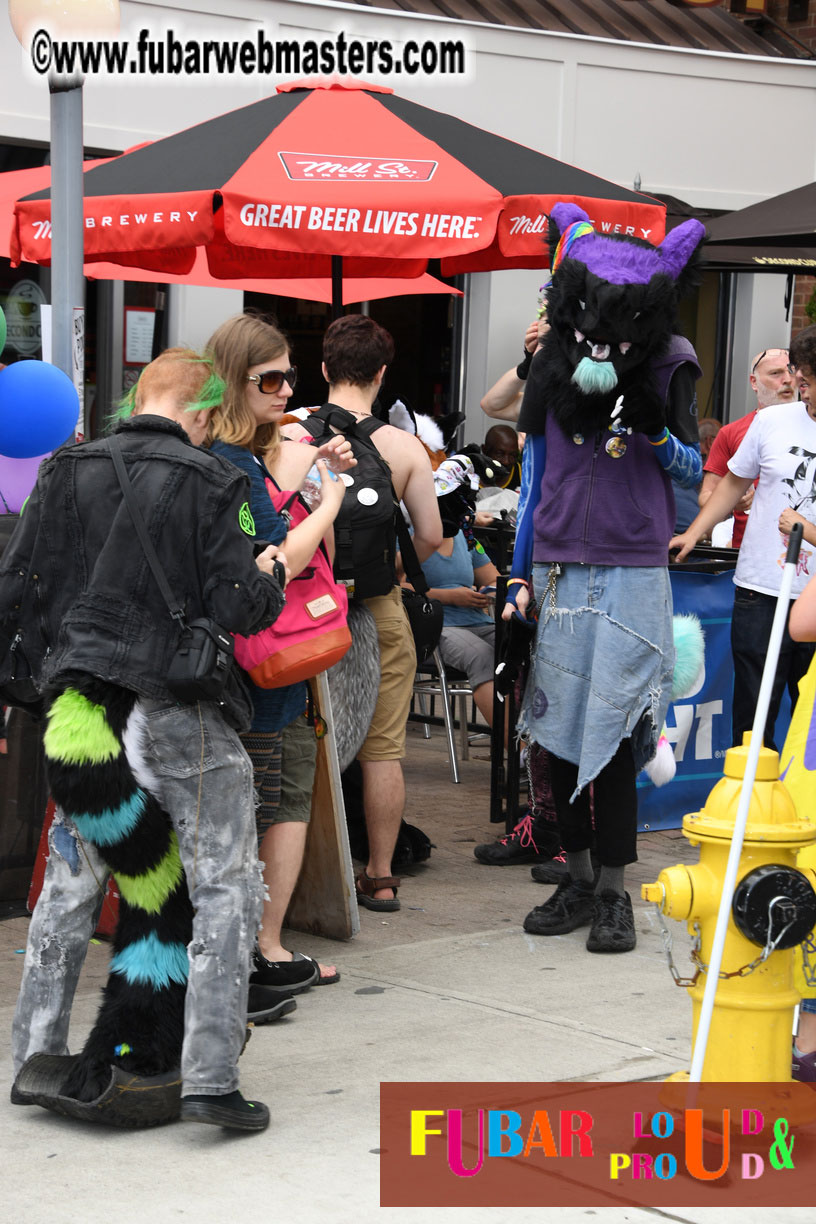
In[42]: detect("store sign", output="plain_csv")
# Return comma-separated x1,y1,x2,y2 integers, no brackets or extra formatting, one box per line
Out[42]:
4,278,46,356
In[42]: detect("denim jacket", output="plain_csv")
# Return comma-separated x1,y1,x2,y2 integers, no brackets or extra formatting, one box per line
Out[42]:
0,415,284,729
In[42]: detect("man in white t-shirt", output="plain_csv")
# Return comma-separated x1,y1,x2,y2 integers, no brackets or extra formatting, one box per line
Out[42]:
670,327,816,749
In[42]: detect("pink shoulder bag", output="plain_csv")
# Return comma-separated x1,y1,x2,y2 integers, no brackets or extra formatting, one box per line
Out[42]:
233,478,351,688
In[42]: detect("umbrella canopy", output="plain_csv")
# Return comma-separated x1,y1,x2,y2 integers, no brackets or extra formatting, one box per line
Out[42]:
84,253,462,304
704,181,816,249
12,78,665,291
2,164,462,303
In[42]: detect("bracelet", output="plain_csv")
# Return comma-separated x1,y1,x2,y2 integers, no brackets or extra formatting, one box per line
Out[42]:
516,350,533,380
649,428,670,446
506,577,529,589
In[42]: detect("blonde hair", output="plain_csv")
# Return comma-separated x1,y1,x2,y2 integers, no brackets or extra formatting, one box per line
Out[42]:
111,348,224,424
206,313,289,456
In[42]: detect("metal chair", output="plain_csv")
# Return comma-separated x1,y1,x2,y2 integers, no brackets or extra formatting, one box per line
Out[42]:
411,647,475,784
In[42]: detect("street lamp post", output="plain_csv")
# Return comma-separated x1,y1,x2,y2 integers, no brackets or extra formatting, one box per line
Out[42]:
9,0,120,435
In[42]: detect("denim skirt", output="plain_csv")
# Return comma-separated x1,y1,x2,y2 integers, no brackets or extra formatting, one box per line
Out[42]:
519,562,675,798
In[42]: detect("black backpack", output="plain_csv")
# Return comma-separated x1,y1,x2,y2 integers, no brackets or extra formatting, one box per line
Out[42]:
299,404,398,601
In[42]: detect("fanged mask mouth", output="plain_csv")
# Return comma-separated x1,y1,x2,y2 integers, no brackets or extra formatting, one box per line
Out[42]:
574,331,632,361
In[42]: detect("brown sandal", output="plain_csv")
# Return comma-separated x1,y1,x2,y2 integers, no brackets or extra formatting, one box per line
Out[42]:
355,871,401,912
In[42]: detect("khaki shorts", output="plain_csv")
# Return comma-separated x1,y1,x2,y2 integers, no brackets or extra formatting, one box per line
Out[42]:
357,586,415,762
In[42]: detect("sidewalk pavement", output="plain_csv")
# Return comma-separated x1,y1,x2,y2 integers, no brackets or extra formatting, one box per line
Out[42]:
0,725,811,1224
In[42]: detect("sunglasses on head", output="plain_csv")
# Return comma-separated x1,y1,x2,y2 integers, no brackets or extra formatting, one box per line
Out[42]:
751,350,788,375
246,366,298,394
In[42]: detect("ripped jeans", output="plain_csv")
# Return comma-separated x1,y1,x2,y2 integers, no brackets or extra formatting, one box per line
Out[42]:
12,699,264,1097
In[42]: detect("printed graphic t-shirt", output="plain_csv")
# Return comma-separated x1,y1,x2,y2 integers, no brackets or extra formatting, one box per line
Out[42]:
728,402,816,597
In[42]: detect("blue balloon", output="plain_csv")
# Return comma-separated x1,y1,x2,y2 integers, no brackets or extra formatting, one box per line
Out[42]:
0,361,78,458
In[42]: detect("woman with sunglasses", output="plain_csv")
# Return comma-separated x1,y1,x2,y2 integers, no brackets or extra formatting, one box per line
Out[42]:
206,312,354,996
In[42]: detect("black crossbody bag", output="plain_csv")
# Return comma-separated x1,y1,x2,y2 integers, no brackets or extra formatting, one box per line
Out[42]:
109,436,234,704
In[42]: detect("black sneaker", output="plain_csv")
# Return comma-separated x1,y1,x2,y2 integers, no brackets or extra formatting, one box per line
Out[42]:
523,876,595,936
586,891,636,953
531,851,601,885
180,1090,270,1132
247,984,297,1025
474,810,558,865
530,852,569,884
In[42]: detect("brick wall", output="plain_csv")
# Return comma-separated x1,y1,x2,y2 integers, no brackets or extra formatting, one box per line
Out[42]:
793,275,816,337
762,0,816,53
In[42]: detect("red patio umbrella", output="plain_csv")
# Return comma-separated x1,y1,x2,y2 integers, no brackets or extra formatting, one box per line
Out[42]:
11,79,665,313
1,164,461,303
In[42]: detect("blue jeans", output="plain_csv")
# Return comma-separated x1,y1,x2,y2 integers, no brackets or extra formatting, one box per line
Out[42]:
731,587,815,751
12,699,263,1096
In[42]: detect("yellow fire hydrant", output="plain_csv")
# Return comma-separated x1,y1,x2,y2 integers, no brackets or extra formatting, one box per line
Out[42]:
643,734,816,1082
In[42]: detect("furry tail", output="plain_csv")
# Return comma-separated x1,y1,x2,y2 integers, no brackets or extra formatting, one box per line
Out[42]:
644,614,705,788
42,676,192,1101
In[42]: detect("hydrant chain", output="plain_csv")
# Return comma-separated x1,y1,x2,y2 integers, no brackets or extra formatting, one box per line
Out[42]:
690,898,797,980
655,906,700,988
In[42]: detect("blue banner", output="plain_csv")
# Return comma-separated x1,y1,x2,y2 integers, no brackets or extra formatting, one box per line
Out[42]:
637,568,790,830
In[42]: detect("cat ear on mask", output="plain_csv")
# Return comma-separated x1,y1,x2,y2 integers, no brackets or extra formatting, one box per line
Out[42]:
658,219,706,298
547,203,592,264
550,202,591,235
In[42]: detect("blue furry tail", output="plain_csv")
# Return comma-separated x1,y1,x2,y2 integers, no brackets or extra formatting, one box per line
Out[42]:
571,357,619,395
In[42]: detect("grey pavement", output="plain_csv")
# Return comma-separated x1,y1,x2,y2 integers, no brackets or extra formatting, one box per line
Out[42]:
0,725,810,1224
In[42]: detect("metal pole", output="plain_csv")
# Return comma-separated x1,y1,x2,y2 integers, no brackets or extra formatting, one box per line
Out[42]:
689,523,803,1082
49,74,85,434
331,255,343,320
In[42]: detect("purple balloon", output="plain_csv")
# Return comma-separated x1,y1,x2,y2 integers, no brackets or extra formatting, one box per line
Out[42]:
0,361,78,458
0,452,49,514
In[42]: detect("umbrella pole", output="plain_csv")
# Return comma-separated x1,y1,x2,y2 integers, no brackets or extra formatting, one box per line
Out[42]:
331,256,343,320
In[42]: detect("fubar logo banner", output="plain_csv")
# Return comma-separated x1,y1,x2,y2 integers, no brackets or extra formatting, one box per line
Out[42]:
380,1082,815,1207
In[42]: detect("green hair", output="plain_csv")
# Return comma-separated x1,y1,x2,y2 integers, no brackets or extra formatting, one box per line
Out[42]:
107,352,225,428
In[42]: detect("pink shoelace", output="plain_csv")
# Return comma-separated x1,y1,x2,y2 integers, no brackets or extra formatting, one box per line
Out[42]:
502,810,538,852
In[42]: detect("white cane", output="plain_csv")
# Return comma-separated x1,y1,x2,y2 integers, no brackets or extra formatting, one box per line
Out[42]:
689,521,804,1082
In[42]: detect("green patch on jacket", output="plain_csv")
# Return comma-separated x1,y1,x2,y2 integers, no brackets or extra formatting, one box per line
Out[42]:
239,502,256,537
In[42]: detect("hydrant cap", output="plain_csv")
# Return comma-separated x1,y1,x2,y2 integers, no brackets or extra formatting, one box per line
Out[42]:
724,734,780,781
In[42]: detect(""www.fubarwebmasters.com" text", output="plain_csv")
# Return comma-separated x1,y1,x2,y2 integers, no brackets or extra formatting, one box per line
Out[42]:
28,27,467,79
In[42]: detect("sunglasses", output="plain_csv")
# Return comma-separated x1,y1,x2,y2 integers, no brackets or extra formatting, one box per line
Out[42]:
246,366,298,394
751,350,788,375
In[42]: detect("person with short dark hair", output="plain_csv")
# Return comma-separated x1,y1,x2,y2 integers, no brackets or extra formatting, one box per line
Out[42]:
321,313,395,388
483,424,521,490
284,315,442,912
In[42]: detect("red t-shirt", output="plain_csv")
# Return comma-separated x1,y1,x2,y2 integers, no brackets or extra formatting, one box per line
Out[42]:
703,410,758,547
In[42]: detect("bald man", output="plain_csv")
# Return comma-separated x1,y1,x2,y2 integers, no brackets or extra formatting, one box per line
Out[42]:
699,347,796,548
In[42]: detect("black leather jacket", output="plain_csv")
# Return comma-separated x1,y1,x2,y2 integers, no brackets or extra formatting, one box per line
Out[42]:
0,415,284,729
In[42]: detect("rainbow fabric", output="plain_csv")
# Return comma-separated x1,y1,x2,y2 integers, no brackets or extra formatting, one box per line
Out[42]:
546,219,595,286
